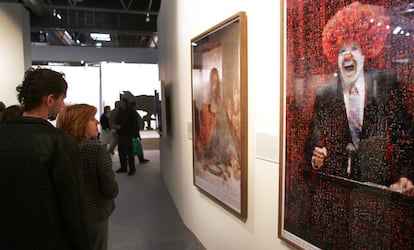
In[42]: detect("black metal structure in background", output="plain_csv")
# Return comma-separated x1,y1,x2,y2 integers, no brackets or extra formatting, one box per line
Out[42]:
6,0,161,48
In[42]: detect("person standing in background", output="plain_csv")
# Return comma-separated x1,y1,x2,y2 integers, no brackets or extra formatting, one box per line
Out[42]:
130,101,149,164
100,105,112,150
0,101,5,122
0,68,90,249
108,101,120,154
0,105,23,124
115,98,137,175
57,103,119,250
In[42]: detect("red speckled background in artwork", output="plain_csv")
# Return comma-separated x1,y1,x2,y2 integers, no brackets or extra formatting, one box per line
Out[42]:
283,0,414,248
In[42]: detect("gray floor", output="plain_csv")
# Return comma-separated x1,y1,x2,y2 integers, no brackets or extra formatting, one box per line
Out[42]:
108,148,205,250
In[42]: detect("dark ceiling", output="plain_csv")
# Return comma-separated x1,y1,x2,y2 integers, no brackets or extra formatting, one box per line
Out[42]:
8,0,161,48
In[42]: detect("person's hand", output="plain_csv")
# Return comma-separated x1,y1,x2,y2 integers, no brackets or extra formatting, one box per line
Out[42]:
209,102,217,114
311,146,328,170
390,177,414,196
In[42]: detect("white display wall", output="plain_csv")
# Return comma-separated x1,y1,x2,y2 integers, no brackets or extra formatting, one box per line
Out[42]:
158,0,289,249
0,3,30,106
40,63,159,120
100,62,160,111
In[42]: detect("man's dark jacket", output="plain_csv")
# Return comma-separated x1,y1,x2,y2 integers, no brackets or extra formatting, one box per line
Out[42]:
305,69,413,185
0,117,90,249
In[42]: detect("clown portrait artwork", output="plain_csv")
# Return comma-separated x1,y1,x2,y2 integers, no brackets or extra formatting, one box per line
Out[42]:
280,1,414,249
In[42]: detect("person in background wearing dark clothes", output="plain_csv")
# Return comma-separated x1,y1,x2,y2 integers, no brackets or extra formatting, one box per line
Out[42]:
100,105,112,150
0,104,23,124
108,101,120,154
0,101,5,122
137,108,145,131
0,68,90,249
130,101,149,164
57,104,118,250
115,98,137,175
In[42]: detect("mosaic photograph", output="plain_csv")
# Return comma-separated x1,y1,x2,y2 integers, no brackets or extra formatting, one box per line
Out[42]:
279,1,414,248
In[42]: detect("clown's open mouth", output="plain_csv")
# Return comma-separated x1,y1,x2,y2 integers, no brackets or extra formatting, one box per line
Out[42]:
345,65,355,72
343,60,355,72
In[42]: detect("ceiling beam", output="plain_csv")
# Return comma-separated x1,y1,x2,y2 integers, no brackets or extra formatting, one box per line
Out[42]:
35,4,159,16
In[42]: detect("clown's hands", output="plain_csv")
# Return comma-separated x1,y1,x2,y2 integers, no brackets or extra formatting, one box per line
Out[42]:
311,146,328,170
390,177,414,196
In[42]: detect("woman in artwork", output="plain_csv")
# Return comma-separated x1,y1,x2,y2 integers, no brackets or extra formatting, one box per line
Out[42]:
195,67,240,179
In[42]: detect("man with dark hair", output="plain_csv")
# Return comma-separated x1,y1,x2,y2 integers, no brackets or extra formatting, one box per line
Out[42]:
0,68,90,249
0,101,6,122
108,101,120,154
115,97,137,175
100,105,112,150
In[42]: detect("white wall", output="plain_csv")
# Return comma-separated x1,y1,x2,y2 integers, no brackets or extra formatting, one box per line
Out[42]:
158,0,290,249
42,65,101,115
101,62,160,110
0,3,30,106
41,63,159,116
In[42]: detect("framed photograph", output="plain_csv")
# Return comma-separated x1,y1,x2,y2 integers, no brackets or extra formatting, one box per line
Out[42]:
156,81,169,138
191,12,247,219
280,1,414,249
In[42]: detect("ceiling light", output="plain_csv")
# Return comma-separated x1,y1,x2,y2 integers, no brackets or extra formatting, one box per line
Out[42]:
90,33,111,41
52,9,62,20
146,0,153,22
64,30,72,40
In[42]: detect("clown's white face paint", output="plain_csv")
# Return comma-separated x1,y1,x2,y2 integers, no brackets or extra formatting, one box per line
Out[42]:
338,44,364,88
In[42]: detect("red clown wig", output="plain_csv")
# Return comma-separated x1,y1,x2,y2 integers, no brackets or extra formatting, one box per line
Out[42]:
322,2,391,64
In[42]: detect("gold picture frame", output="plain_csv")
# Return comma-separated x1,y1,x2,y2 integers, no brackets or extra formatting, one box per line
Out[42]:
191,12,248,219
